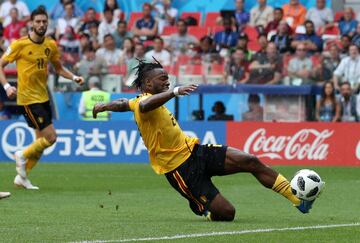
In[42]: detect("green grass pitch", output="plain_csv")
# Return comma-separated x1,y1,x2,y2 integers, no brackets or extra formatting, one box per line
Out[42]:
1,163,360,243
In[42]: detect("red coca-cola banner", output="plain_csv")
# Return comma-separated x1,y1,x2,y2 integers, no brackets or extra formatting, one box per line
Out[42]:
227,122,360,166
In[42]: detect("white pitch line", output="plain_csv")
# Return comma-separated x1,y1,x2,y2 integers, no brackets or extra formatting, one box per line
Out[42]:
71,222,360,243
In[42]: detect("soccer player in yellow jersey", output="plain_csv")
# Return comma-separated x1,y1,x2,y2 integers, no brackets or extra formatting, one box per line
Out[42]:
93,59,315,221
0,6,84,189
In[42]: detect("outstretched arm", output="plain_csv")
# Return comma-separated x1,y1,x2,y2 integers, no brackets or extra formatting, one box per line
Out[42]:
139,84,198,113
52,59,84,85
0,59,17,99
93,98,130,119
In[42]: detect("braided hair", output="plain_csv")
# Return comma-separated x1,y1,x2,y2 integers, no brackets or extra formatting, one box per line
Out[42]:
132,57,163,90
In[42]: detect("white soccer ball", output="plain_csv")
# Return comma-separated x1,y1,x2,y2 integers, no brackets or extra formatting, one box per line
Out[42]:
290,169,325,201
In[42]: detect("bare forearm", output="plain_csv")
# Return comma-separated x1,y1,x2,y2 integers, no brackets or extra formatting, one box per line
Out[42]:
98,98,130,112
0,60,9,86
140,90,174,112
57,65,75,80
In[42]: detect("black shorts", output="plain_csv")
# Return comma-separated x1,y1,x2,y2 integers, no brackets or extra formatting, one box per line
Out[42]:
20,101,53,130
165,144,227,216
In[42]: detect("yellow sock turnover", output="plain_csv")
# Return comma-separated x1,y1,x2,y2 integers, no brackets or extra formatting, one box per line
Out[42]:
272,174,301,206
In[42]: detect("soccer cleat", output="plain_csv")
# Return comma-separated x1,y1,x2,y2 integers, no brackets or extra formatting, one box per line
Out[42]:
14,175,39,190
204,211,212,221
0,192,11,199
14,151,27,178
296,199,315,214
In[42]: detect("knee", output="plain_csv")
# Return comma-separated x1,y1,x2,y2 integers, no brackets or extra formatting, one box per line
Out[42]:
223,205,236,221
45,134,57,145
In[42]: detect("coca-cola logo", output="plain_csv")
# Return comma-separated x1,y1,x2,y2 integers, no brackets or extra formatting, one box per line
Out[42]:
244,128,334,160
356,141,360,160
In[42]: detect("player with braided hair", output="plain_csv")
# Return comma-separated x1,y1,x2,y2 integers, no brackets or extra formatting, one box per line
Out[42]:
92,58,315,221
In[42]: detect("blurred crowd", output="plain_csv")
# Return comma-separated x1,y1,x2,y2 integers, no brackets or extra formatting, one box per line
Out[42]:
0,0,359,122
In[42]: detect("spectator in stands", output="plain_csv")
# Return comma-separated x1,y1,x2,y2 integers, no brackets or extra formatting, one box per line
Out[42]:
118,37,135,65
0,99,11,120
226,48,249,84
59,26,81,70
0,26,7,54
339,81,359,122
316,81,340,122
79,7,100,34
167,19,198,56
96,34,122,66
265,8,284,36
0,0,29,27
132,3,158,40
79,76,110,121
234,0,250,31
214,18,238,50
56,2,80,39
287,43,313,85
87,22,101,50
50,0,83,20
292,20,323,54
270,20,293,54
351,23,360,47
103,0,124,21
19,25,27,37
248,42,282,84
195,35,220,64
234,33,252,61
153,0,177,34
253,33,268,60
75,46,107,81
249,0,273,30
340,34,351,58
208,101,234,121
339,7,357,37
3,7,25,43
79,33,90,55
282,0,306,31
145,36,171,66
312,44,340,86
127,42,148,73
113,20,133,49
305,0,334,31
242,94,263,121
333,44,360,90
98,9,118,45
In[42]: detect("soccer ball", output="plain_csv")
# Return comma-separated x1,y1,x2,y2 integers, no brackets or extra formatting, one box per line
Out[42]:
290,169,325,201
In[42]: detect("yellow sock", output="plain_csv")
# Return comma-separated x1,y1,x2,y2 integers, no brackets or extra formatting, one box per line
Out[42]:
23,137,51,159
272,174,301,206
25,153,42,175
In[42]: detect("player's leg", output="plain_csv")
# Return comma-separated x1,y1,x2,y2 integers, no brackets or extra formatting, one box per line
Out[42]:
25,130,45,174
15,102,56,178
207,193,235,221
223,147,301,206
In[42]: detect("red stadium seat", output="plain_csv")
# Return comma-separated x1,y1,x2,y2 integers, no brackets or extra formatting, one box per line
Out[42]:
211,25,224,35
247,41,261,52
128,12,143,30
184,64,203,75
318,25,340,36
180,12,201,26
188,26,209,40
243,25,258,41
334,11,343,22
209,63,225,75
204,12,220,27
108,65,127,75
162,26,177,36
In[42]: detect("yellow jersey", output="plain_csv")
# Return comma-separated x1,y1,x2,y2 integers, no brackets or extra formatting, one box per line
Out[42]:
2,36,60,105
129,93,199,174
